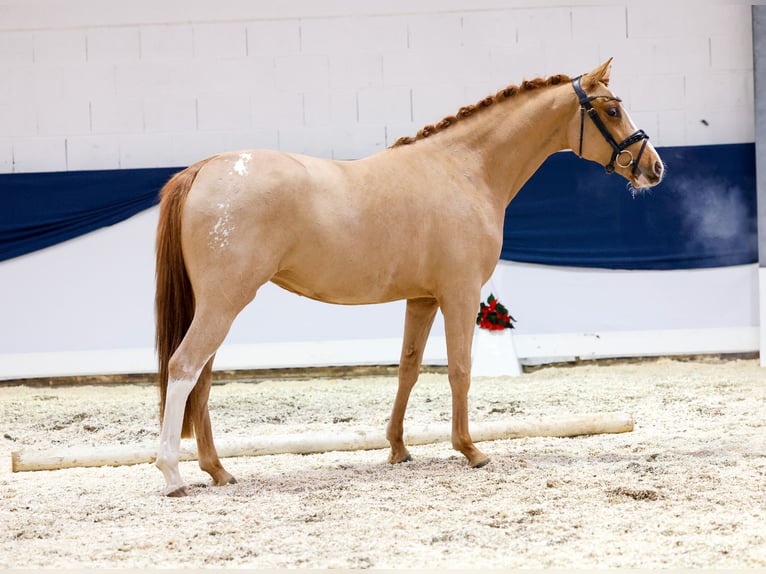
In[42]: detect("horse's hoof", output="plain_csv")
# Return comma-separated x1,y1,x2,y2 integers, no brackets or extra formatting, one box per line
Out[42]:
388,452,413,465
165,485,189,497
471,457,491,469
208,472,237,486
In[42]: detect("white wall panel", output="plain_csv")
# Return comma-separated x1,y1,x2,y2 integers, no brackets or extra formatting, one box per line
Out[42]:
65,135,121,171
86,27,140,63
327,125,386,160
328,53,383,90
143,95,197,133
711,30,754,71
0,139,13,172
406,13,464,51
358,86,411,125
0,31,34,63
516,8,573,46
33,30,86,63
11,137,66,172
411,83,466,126
251,90,303,129
192,22,247,60
90,97,143,134
303,91,357,128
571,7,626,43
461,11,518,50
196,93,252,132
300,16,408,55
118,133,176,169
0,96,36,137
193,58,261,96
274,54,329,92
487,45,548,86
36,97,89,137
245,20,301,57
277,127,333,159
139,25,194,61
114,61,197,100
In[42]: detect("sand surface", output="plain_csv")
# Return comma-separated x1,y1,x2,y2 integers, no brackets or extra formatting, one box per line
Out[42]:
1,357,765,569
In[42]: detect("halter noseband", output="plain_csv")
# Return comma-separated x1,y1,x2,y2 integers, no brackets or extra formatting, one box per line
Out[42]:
571,75,649,176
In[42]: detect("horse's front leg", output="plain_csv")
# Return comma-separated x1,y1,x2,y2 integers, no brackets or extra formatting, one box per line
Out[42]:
441,291,490,468
387,297,439,464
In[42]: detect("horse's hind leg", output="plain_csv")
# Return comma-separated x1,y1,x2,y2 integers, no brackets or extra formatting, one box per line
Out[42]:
156,308,237,496
387,297,439,464
193,355,237,487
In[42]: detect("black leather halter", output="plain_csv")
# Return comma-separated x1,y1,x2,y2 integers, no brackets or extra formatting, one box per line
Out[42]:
572,75,649,176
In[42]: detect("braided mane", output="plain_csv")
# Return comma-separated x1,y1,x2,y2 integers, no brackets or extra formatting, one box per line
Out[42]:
391,73,572,148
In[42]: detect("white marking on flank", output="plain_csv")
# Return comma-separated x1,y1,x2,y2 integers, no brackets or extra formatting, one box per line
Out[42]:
209,198,235,250
233,152,252,176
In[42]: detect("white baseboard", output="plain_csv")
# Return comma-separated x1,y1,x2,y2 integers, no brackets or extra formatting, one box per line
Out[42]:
0,326,759,381
514,326,760,364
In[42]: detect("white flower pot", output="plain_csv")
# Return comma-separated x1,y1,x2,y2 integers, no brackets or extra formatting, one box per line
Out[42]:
471,327,523,377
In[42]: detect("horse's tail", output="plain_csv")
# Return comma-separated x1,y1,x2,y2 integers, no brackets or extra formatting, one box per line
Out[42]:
155,157,214,438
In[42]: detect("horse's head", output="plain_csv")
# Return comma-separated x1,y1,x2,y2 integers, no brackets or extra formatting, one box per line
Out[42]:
568,59,664,190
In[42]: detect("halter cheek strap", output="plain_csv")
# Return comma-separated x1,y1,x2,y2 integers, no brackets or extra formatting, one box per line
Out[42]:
572,76,649,176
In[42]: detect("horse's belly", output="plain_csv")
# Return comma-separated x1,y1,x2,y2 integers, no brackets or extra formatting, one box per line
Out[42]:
270,260,428,305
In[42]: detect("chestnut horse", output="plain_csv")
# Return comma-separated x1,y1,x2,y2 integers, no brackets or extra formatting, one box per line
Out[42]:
154,59,664,496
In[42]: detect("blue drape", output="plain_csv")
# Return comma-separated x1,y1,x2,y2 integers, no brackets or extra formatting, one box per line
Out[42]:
0,143,757,269
0,167,177,262
501,143,757,269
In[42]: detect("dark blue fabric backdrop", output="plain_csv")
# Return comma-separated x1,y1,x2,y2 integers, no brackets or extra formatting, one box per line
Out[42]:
501,143,757,269
0,143,757,269
0,167,176,262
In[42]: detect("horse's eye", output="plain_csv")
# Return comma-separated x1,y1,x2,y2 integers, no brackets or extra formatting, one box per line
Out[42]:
606,106,621,118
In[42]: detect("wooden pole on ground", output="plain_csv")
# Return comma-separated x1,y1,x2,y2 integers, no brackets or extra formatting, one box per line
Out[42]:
10,412,634,473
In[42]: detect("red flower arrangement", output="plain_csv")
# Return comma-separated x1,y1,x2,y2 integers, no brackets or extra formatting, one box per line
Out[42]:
476,293,516,331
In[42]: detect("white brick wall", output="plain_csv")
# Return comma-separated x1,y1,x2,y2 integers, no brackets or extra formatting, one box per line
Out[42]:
303,91,357,128
12,137,67,172
143,95,197,133
90,97,144,134
0,31,33,63
0,139,13,172
0,1,754,173
66,135,120,171
86,27,140,63
407,13,463,51
196,93,252,131
193,23,247,60
411,83,466,126
358,86,411,124
139,25,193,61
251,90,303,129
246,20,301,56
33,30,86,63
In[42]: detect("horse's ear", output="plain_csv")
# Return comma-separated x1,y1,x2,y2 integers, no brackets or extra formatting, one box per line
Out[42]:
584,58,613,88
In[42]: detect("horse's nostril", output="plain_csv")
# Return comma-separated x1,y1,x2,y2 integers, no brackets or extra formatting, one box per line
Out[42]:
653,161,663,178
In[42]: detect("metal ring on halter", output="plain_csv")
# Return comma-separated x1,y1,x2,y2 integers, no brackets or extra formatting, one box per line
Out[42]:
615,149,634,168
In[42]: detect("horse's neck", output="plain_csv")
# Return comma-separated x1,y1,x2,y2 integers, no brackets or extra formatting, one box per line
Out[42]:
435,83,574,206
